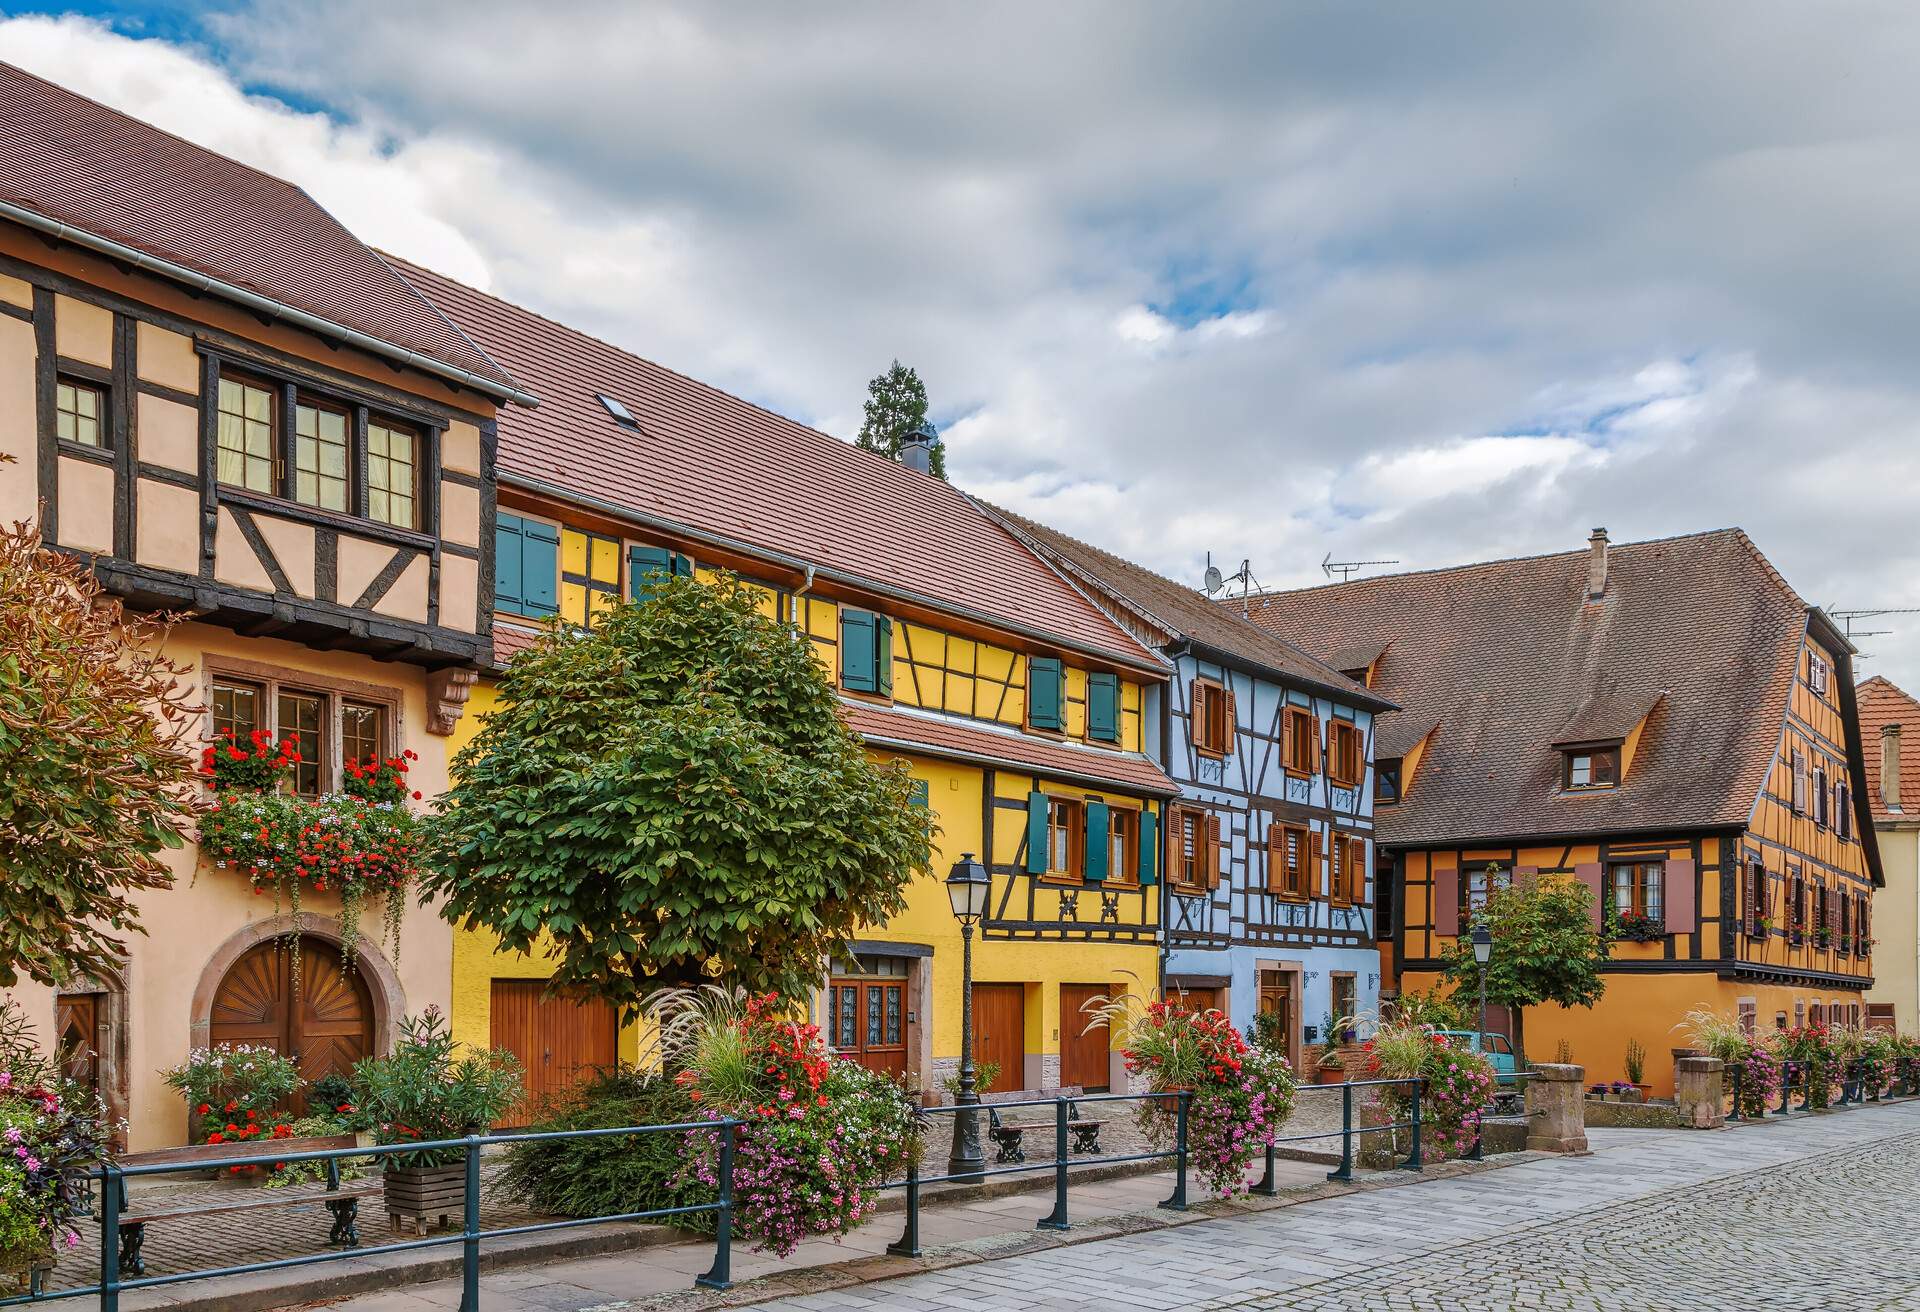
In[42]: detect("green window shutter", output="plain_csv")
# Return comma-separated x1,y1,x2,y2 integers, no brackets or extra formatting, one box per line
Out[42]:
1025,790,1050,874
1138,809,1158,886
1087,673,1119,742
1085,801,1110,882
841,608,877,692
671,552,693,578
522,519,559,616
876,615,894,698
1029,657,1064,730
494,513,524,613
628,545,673,600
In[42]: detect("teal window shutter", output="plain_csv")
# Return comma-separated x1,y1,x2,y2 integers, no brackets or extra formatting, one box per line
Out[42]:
1029,657,1064,730
672,551,693,578
1025,790,1050,874
876,615,894,698
1138,809,1159,886
1087,673,1119,742
522,518,559,616
1085,801,1110,882
628,545,673,600
495,513,524,613
841,608,877,692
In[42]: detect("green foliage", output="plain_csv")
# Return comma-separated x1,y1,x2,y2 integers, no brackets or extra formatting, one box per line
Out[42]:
1251,1010,1287,1054
425,573,934,1009
854,360,946,479
1392,987,1471,1032
496,1067,702,1223
160,1043,302,1144
1623,1037,1647,1085
352,1008,521,1166
940,1059,1000,1099
0,1000,109,1263
1441,872,1608,1061
0,522,198,987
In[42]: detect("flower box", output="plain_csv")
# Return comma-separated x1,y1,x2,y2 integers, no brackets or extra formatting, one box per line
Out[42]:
384,1164,467,1235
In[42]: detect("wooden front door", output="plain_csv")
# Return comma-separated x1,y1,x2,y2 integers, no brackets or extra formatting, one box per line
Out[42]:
56,994,102,1093
210,936,373,1116
972,983,1025,1094
489,980,619,1126
1059,984,1111,1092
1258,970,1294,1059
828,979,907,1079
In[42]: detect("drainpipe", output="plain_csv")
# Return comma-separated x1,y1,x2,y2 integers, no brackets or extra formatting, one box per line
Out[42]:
791,563,816,628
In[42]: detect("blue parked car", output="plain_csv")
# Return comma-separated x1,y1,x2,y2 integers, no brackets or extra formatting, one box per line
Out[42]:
1436,1030,1520,1084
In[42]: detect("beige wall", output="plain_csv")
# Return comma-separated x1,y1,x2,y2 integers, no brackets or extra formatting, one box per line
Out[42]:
1867,824,1920,1034
0,313,36,524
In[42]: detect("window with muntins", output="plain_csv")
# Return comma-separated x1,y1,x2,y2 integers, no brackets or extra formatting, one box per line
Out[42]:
217,374,277,494
56,377,104,448
560,526,622,628
293,400,350,513
1046,796,1085,880
210,673,398,798
1374,758,1401,804
1566,746,1620,790
1608,860,1663,923
1269,822,1310,900
1104,807,1138,886
341,701,387,770
366,421,418,529
1328,721,1364,788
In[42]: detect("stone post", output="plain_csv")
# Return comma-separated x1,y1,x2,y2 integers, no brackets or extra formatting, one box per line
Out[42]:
1524,1063,1590,1154
1674,1056,1725,1129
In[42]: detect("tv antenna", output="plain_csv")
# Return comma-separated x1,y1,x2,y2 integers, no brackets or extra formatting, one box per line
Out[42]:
1828,607,1920,660
1203,554,1262,615
1322,552,1399,583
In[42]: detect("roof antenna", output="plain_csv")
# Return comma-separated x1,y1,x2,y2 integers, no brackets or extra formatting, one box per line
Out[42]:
1828,607,1920,662
1203,555,1261,616
1322,551,1399,583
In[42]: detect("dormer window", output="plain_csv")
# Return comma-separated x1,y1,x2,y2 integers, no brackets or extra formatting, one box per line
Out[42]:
1375,758,1402,805
1564,744,1620,790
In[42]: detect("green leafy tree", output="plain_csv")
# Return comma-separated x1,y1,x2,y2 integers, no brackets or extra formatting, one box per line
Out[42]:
424,572,934,1011
1441,871,1609,1064
855,360,946,479
0,520,198,987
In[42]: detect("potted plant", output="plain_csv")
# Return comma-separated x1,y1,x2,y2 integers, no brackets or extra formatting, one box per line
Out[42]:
1611,910,1663,943
161,1043,303,1160
1607,1080,1642,1104
1360,1022,1495,1161
352,1008,521,1234
1314,1049,1346,1085
1623,1038,1651,1099
0,1003,107,1292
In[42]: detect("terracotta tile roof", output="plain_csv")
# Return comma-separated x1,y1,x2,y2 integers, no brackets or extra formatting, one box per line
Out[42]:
1857,676,1920,820
840,700,1178,797
491,619,542,670
0,62,519,397
983,505,1393,711
390,257,1163,674
1240,529,1813,847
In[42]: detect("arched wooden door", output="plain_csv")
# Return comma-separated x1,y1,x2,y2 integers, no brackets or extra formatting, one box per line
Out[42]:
210,936,374,1115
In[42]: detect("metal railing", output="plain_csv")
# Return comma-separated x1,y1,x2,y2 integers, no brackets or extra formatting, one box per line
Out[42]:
1727,1056,1920,1121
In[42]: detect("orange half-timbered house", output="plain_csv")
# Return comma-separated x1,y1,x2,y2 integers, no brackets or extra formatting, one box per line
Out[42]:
1242,527,1883,1095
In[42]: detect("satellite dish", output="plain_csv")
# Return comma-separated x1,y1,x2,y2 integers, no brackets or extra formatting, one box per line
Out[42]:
1203,565,1225,595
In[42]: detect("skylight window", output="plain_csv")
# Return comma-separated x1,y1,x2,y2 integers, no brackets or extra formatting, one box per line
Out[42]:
596,393,640,429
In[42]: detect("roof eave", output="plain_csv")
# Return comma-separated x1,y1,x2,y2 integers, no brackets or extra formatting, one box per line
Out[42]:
1170,636,1399,713
0,199,539,409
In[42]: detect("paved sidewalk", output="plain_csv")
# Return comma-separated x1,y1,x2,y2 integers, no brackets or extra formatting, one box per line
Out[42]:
303,1100,1920,1312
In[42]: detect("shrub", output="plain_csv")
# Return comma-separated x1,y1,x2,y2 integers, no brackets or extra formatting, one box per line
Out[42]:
161,1044,301,1145
1769,1026,1839,1109
1624,1038,1646,1086
0,1001,108,1269
1391,988,1470,1032
496,1068,702,1223
939,1059,1000,1100
353,1008,521,1167
1363,1020,1496,1161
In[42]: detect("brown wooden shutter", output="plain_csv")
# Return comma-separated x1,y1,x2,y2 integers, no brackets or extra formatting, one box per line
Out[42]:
1312,714,1325,774
1514,864,1538,889
1792,749,1806,814
1663,858,1697,936
1223,686,1237,750
1432,862,1459,937
1206,812,1222,887
1350,837,1368,903
1310,829,1325,898
1574,862,1605,930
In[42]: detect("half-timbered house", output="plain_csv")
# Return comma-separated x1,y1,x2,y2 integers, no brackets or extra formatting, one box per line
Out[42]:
393,259,1179,1103
0,64,533,1146
1241,528,1883,1095
989,512,1397,1066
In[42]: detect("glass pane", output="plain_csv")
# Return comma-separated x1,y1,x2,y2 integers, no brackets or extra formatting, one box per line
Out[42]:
245,386,271,421
211,679,261,745
866,988,882,1047
341,702,384,769
219,378,240,412
56,411,74,442
836,987,857,1048
886,987,902,1045
320,439,347,478
296,470,317,504
368,488,389,523
277,690,324,795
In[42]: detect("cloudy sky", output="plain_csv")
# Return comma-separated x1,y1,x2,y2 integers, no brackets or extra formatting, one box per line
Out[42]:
11,3,1920,685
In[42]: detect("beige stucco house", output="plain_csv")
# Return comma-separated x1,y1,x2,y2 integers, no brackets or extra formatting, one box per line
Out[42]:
1861,676,1920,1034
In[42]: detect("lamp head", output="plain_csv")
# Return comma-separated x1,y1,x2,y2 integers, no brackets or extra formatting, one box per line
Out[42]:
946,852,990,924
1470,923,1493,967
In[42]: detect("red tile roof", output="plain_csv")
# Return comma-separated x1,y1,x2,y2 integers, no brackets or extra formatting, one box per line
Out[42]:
840,700,1178,796
1857,676,1920,821
392,256,1164,673
1241,529,1816,846
0,62,521,398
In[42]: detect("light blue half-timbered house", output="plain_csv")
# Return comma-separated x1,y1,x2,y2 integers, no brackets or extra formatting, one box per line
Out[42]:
989,509,1398,1068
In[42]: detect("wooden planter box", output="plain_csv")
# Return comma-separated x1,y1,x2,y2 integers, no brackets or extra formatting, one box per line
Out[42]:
385,1164,467,1235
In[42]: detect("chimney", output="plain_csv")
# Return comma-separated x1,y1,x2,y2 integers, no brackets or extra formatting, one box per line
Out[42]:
897,419,938,475
1586,527,1610,600
1883,723,1903,811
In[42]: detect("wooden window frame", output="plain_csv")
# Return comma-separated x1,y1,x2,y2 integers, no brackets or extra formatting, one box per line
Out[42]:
1790,748,1807,815
1837,782,1853,841
55,374,108,451
365,416,423,531
1788,869,1807,942
1812,763,1829,829
1464,861,1509,914
1327,720,1364,789
1169,805,1215,893
1374,757,1402,805
1564,743,1621,791
1606,859,1664,922
1344,835,1367,906
1268,821,1310,901
1282,706,1319,778
216,370,281,496
1191,677,1230,759
1104,807,1140,888
1745,860,1769,939
1041,795,1087,884
205,658,404,798
1808,651,1830,698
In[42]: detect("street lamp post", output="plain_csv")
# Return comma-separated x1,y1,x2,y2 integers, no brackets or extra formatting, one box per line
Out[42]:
1470,924,1493,1053
945,852,990,1182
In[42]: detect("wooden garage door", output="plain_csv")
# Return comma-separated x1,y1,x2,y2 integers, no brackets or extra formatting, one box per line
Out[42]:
210,936,372,1117
489,980,619,1126
972,983,1025,1095
1059,984,1111,1092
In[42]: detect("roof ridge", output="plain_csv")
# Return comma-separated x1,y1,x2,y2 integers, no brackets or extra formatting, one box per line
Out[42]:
373,251,522,401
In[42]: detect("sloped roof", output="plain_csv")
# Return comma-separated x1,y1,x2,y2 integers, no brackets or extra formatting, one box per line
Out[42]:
1240,529,1812,846
391,257,1163,674
841,700,1177,797
984,505,1393,710
0,62,522,399
1857,676,1920,821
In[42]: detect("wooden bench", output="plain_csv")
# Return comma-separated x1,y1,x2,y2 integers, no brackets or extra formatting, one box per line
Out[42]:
102,1133,375,1276
983,1087,1105,1164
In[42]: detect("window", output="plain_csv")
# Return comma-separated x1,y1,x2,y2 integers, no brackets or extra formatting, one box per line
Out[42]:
1791,748,1807,814
1859,893,1871,955
1738,1000,1757,1038
1745,860,1769,938
210,671,399,798
217,374,277,493
211,678,262,745
560,526,622,628
1840,893,1851,950
1808,651,1830,697
1813,764,1829,828
494,513,560,618
628,544,693,600
277,689,325,796
1327,720,1364,788
293,400,350,513
1086,673,1120,744
1282,706,1319,776
841,608,895,698
1171,806,1216,891
1608,860,1664,925
1105,807,1138,885
1375,758,1402,805
1191,678,1230,757
1565,745,1620,790
55,377,105,448
1268,821,1310,900
1837,783,1853,840
1789,870,1807,941
366,421,418,529
1330,975,1357,1039
1343,835,1368,905
1375,853,1397,938
1045,796,1085,881
596,393,640,428
1465,862,1509,913
341,701,387,770
1814,883,1829,945
1027,656,1064,730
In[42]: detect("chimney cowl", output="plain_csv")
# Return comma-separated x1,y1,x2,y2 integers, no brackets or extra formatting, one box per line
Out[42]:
897,419,938,475
1586,527,1610,600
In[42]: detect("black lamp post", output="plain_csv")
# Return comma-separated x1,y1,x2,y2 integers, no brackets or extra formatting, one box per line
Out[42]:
945,852,990,1182
1471,923,1493,1053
